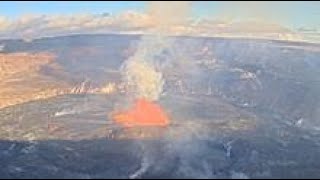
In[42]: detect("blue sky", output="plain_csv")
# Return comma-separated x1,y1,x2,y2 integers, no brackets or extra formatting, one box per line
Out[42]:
0,1,319,30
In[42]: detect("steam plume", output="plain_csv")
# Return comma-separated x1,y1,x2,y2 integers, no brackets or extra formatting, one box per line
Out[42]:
121,2,191,101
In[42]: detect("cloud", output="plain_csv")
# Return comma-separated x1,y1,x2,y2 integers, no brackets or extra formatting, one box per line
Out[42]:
0,16,10,31
0,10,316,43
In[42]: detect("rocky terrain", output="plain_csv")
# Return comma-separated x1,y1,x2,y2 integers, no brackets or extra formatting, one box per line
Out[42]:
0,34,320,178
0,52,70,109
0,51,118,109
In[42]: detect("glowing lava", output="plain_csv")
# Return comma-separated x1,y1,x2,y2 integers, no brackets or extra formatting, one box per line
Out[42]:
112,98,169,127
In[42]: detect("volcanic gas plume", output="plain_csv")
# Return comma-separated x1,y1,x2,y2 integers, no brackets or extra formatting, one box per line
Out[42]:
112,2,191,127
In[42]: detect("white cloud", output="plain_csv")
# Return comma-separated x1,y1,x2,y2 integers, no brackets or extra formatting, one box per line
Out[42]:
0,16,10,31
0,11,317,43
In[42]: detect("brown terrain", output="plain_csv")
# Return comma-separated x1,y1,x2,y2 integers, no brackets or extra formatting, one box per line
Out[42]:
0,52,118,109
0,52,71,109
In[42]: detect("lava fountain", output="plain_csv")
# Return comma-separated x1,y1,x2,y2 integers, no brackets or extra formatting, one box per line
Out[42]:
112,98,169,128
111,2,190,129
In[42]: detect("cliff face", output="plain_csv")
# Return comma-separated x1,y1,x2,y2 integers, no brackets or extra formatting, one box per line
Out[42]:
0,52,118,109
0,52,71,108
0,53,54,79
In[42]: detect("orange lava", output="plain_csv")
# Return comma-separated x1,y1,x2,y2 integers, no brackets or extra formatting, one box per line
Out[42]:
112,98,169,127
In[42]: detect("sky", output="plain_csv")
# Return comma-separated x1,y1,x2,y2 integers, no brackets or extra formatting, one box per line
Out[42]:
0,1,319,29
0,1,319,42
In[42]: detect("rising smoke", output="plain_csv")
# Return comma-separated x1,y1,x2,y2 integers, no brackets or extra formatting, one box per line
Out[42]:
120,2,196,178
121,1,191,102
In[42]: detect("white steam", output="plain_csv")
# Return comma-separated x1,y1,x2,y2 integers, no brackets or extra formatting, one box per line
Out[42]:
121,35,171,101
121,2,191,101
